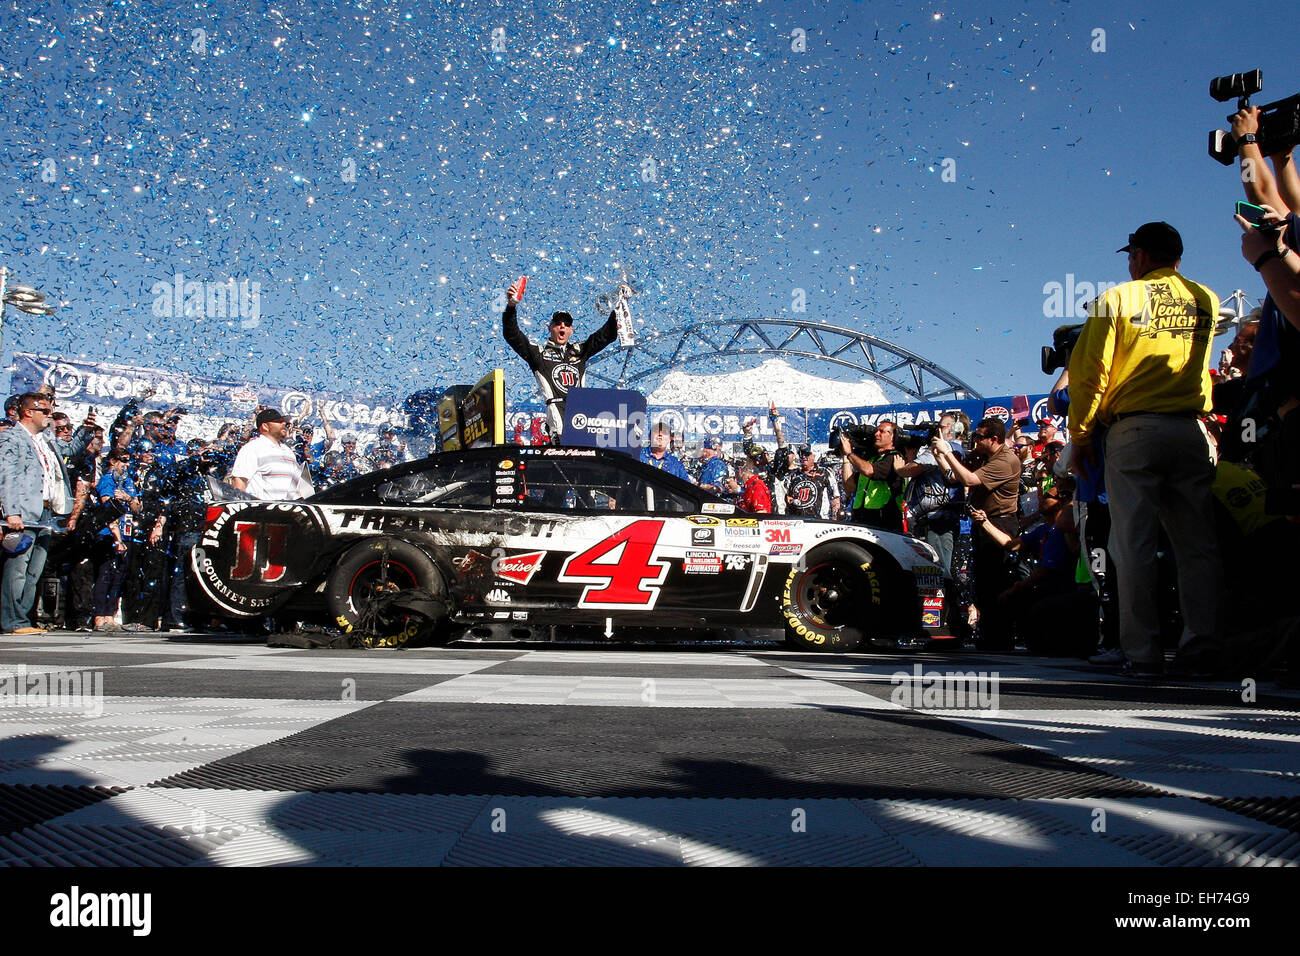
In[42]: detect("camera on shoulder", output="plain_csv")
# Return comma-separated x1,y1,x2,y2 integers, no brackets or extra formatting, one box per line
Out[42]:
1208,69,1300,164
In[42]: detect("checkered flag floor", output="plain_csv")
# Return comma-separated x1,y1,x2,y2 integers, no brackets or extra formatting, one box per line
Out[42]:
2,633,1298,866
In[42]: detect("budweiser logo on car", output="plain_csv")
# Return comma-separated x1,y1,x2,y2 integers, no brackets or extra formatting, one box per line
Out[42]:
492,551,545,584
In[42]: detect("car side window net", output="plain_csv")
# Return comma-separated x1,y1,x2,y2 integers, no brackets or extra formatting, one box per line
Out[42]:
376,461,493,507
519,460,627,511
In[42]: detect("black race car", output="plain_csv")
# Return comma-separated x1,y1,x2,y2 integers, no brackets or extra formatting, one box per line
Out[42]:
191,446,948,651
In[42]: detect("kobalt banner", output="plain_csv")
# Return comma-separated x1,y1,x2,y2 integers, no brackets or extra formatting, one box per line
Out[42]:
10,353,411,443
810,394,1057,443
511,395,1054,449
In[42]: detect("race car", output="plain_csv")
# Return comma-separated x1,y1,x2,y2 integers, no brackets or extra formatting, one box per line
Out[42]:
190,446,948,651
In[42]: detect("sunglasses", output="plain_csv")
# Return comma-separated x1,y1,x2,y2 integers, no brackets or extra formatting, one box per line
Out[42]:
550,317,573,327
33,406,53,414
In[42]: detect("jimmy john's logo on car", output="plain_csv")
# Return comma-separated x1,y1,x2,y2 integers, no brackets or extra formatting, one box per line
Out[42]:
492,551,545,584
193,502,329,617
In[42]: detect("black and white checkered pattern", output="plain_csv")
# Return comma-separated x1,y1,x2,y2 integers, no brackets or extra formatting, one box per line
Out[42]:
2,633,1298,866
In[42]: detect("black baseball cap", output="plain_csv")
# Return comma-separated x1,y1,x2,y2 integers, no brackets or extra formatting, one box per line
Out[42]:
797,444,814,456
1118,221,1183,261
550,311,574,326
256,408,287,427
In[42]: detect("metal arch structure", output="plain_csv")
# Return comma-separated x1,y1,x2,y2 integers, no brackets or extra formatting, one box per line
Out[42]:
585,318,983,403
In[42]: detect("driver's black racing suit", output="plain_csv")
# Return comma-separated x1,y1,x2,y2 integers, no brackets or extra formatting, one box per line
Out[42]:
502,303,619,439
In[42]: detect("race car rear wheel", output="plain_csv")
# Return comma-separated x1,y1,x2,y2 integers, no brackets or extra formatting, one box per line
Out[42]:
781,542,880,653
325,537,451,646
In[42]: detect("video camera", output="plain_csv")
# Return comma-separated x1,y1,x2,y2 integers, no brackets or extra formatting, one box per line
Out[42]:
894,422,941,453
1042,323,1084,375
1208,70,1300,165
828,421,876,458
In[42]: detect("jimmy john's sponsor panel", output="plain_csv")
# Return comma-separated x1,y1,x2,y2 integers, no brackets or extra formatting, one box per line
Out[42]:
194,502,330,615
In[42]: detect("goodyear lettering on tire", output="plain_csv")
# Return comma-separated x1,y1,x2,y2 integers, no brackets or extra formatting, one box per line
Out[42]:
863,563,882,605
782,568,829,645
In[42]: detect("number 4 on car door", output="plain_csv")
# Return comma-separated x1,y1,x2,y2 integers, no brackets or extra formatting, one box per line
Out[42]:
558,519,669,609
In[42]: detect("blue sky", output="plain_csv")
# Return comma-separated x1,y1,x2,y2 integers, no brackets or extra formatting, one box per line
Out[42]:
1,0,1293,406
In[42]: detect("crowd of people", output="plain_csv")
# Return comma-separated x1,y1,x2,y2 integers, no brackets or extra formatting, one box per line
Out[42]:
0,386,411,634
634,404,1078,654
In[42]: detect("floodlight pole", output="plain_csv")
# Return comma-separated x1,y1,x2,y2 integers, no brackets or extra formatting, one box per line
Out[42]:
0,265,57,356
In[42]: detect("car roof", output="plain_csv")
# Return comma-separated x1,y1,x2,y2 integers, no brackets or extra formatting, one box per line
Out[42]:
308,444,727,507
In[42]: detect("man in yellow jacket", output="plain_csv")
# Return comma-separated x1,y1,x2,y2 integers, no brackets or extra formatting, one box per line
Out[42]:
1068,222,1222,678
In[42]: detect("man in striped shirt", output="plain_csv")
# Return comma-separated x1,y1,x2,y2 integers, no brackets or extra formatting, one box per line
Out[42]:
229,409,308,500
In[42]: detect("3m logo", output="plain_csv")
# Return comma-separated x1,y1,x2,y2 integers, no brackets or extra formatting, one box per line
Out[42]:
765,528,791,543
492,551,545,584
231,522,289,583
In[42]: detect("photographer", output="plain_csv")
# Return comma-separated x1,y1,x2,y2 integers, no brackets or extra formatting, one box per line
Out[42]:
969,485,1095,657
1236,204,1300,331
1231,206,1300,520
931,417,1022,651
1230,107,1300,441
897,416,965,580
155,440,218,631
839,421,904,532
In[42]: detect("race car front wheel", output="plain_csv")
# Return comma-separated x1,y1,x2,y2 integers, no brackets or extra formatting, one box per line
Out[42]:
325,537,451,646
781,542,880,652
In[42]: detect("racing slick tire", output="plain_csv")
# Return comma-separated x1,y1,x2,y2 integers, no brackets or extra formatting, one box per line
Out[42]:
325,537,452,647
781,542,881,653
